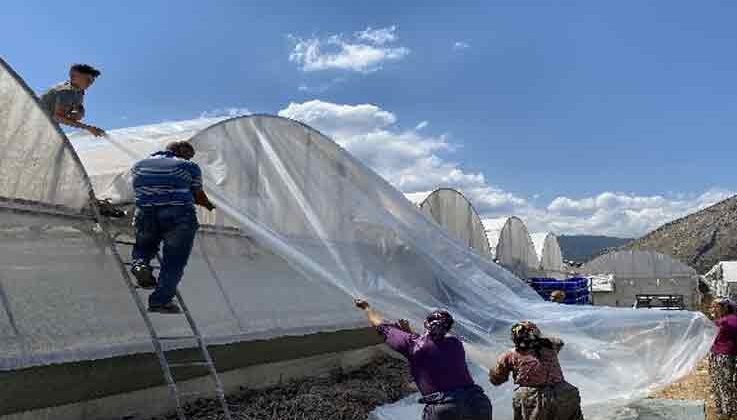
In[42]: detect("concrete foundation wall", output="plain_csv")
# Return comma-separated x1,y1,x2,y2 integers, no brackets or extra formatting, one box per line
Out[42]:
0,327,384,419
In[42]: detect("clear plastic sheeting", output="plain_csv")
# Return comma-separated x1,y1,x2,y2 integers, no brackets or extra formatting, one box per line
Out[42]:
0,59,717,420
704,261,737,299
0,59,92,210
531,232,566,277
69,117,225,203
182,116,713,419
410,188,491,257
484,216,540,278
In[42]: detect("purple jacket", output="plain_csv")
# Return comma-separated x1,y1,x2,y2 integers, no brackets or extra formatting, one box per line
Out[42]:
377,323,475,395
712,314,737,355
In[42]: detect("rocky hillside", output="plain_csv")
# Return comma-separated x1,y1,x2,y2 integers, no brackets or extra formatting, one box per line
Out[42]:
625,195,737,273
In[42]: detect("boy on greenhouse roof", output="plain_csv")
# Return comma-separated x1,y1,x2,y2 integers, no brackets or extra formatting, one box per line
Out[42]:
39,63,106,137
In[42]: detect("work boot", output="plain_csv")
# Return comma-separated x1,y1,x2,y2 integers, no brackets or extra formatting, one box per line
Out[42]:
148,301,182,314
131,263,157,289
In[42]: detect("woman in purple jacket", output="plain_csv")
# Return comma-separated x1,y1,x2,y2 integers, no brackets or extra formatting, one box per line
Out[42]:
709,298,737,419
354,299,492,420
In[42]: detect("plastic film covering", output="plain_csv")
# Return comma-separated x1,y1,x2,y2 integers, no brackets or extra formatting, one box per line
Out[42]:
412,188,491,257
484,217,540,278
532,232,565,275
704,261,737,299
179,116,711,419
583,250,698,279
0,59,92,210
0,101,716,419
69,117,225,203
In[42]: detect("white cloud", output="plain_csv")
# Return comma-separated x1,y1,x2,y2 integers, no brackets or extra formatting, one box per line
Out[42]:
453,41,471,50
526,189,734,237
279,100,396,137
355,26,398,45
279,100,526,212
200,107,251,118
288,26,410,73
278,99,733,238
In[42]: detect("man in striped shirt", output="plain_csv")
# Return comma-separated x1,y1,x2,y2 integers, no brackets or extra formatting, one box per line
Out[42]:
130,141,215,314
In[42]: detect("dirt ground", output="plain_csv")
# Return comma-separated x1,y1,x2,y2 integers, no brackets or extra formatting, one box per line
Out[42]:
653,359,715,420
151,354,415,420
151,341,717,420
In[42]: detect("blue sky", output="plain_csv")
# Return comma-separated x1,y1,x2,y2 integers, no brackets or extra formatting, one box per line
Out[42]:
3,1,737,236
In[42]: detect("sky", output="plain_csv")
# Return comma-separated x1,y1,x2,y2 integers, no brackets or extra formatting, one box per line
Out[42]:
3,1,737,237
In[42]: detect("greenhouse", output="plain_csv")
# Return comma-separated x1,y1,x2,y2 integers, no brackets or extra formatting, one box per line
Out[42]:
409,188,491,257
582,250,701,309
530,231,566,277
483,216,540,278
0,58,717,420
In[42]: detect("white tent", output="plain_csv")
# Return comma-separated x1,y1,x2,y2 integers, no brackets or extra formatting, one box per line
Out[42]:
0,58,718,420
531,232,565,277
582,250,700,309
703,261,737,300
408,188,490,257
483,217,540,278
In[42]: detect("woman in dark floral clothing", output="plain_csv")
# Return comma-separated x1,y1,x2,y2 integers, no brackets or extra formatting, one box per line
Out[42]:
709,298,737,420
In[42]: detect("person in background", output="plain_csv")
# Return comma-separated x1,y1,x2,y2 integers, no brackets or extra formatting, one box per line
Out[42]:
39,64,106,137
550,290,566,304
130,141,215,313
354,299,492,420
709,298,737,420
489,321,583,420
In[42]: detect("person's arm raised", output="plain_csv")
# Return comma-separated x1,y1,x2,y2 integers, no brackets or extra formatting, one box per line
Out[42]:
354,299,384,327
52,105,105,137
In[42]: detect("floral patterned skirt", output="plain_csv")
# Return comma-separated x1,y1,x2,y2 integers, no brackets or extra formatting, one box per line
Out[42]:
709,352,737,416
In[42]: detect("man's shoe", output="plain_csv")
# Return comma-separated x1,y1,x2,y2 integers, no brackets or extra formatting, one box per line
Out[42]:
148,302,182,314
131,264,157,289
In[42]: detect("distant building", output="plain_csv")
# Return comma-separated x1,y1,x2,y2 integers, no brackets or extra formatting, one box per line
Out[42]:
582,250,700,309
703,261,737,301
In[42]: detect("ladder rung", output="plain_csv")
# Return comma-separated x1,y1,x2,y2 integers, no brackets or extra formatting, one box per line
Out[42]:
169,362,211,368
123,262,161,269
179,391,208,399
158,335,200,340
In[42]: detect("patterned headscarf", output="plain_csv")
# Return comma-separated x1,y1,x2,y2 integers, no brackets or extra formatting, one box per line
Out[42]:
713,298,737,316
510,321,542,350
424,309,454,341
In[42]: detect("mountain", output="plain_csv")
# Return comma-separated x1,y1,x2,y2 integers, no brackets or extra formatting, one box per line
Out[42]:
624,195,737,273
558,235,633,263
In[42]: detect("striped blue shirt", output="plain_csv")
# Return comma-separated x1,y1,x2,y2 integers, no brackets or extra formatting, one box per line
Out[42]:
131,151,203,207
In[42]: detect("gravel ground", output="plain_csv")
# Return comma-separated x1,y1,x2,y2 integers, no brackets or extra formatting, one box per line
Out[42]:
150,355,415,420
653,359,715,420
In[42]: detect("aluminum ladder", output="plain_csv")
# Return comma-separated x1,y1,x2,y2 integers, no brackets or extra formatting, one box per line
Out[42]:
108,235,233,420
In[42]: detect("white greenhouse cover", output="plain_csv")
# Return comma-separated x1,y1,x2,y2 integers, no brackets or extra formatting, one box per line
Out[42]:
483,217,540,278
703,261,737,298
531,232,565,274
704,261,737,283
0,59,717,420
412,188,491,257
583,250,698,279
